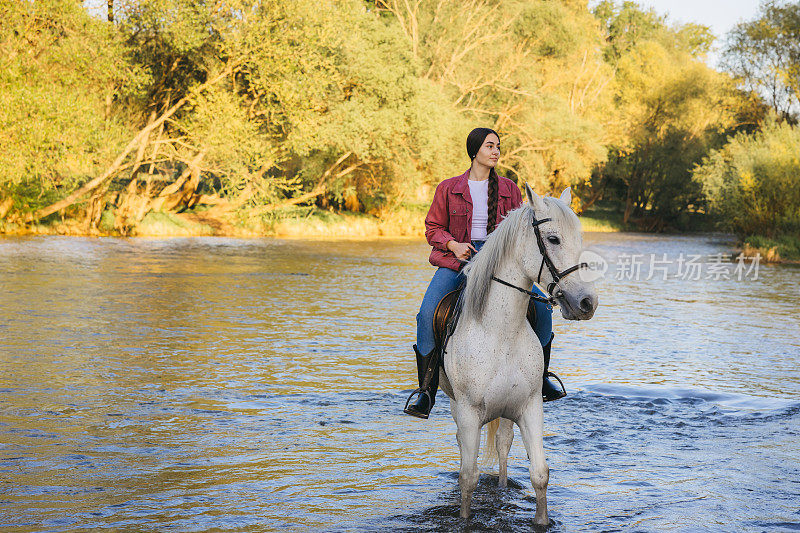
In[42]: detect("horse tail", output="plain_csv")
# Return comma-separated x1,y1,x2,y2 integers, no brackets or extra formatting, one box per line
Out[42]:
481,418,500,470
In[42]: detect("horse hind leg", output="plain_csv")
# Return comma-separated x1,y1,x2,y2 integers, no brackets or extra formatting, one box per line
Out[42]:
496,418,514,488
516,400,549,526
454,407,482,519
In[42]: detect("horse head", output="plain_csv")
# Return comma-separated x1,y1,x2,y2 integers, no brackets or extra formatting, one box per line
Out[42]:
522,184,598,321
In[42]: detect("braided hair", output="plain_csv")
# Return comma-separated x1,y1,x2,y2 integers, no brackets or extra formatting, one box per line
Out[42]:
486,168,499,234
466,127,501,234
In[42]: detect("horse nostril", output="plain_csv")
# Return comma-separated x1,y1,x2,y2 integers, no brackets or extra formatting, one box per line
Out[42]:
579,296,594,313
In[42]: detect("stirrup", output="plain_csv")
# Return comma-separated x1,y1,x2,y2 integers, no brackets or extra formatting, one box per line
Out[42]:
543,371,567,402
403,388,433,419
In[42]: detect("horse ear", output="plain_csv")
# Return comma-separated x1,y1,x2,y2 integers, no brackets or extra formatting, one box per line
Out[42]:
559,187,572,207
525,183,547,213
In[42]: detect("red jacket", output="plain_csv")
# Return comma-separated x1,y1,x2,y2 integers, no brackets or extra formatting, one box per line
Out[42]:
425,169,523,271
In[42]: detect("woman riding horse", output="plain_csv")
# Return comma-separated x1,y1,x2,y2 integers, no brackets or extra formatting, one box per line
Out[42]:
405,127,566,419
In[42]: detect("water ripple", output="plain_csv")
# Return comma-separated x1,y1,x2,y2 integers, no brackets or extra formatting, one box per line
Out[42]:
0,235,799,531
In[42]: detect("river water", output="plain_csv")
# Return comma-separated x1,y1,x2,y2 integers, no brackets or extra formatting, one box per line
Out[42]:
1,233,798,532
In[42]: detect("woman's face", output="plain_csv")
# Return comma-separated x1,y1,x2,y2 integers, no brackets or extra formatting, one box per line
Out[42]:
474,133,500,168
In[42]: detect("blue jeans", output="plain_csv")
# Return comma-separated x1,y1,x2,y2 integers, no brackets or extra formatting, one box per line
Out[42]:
416,241,553,355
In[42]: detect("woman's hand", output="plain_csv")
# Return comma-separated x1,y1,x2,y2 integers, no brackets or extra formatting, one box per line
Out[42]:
447,241,477,262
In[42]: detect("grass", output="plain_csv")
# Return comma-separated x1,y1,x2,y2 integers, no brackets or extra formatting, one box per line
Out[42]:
14,199,744,241
269,203,632,238
577,205,626,232
136,211,215,237
742,234,800,262
1,202,628,239
267,205,426,239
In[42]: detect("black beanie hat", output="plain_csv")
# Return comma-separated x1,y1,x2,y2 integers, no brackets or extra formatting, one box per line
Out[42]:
466,127,499,160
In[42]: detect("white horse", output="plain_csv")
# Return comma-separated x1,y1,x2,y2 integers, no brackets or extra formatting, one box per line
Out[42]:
438,184,598,525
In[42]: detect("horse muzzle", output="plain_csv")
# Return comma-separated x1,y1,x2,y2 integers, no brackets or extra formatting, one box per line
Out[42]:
557,291,597,320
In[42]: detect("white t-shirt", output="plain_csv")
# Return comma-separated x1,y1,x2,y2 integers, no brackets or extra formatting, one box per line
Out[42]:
468,178,489,241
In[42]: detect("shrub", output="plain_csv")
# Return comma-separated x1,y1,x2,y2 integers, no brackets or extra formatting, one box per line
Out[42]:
694,119,800,237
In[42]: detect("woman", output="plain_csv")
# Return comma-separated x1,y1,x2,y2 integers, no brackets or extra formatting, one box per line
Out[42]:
404,127,565,419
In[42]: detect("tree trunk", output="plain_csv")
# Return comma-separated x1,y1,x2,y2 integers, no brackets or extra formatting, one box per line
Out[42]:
150,151,205,213
0,197,13,220
623,191,633,225
24,66,233,223
131,110,157,178
578,185,604,213
85,188,107,232
107,0,113,22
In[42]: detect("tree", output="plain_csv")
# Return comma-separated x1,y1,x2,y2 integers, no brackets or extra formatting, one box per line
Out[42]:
584,1,747,229
227,0,463,213
1,0,771,235
375,0,613,198
723,0,800,122
0,0,141,213
693,119,800,237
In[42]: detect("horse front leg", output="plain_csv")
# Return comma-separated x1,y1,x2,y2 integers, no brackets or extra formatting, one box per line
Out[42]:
453,406,481,519
496,417,514,488
517,398,549,526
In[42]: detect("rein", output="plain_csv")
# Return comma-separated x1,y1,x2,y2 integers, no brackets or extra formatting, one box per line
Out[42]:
491,209,588,304
489,276,555,304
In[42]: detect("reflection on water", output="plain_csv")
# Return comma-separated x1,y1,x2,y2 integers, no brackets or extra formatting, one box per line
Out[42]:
0,234,799,531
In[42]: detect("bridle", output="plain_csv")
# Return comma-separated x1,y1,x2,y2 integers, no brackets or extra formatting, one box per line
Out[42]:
491,206,588,305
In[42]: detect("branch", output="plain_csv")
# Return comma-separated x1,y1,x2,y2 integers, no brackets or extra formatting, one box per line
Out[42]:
256,184,329,213
251,154,363,215
25,65,235,222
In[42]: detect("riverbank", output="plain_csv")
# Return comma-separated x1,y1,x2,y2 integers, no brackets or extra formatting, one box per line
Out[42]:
269,206,626,237
0,204,625,239
2,205,796,262
742,234,800,263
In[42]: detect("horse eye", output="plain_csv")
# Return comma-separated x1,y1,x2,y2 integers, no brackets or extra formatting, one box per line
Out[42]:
547,236,561,245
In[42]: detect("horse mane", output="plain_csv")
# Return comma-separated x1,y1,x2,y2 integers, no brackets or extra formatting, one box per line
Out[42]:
460,196,580,324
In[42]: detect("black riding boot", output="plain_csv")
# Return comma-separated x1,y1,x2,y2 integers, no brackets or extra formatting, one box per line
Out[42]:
404,344,440,419
542,333,567,402
527,298,567,402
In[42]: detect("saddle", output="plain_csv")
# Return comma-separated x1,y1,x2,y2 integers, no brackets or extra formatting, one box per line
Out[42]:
432,288,462,356
431,287,539,362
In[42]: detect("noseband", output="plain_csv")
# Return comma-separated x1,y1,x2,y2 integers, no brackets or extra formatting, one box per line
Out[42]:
491,207,588,305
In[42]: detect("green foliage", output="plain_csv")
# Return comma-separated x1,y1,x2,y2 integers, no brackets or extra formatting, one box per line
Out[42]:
385,0,612,193
722,0,800,120
513,2,581,58
230,0,466,208
118,0,219,102
179,85,279,198
586,1,745,230
0,0,140,207
0,0,790,238
743,234,800,261
99,209,116,232
693,119,800,237
593,1,665,65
